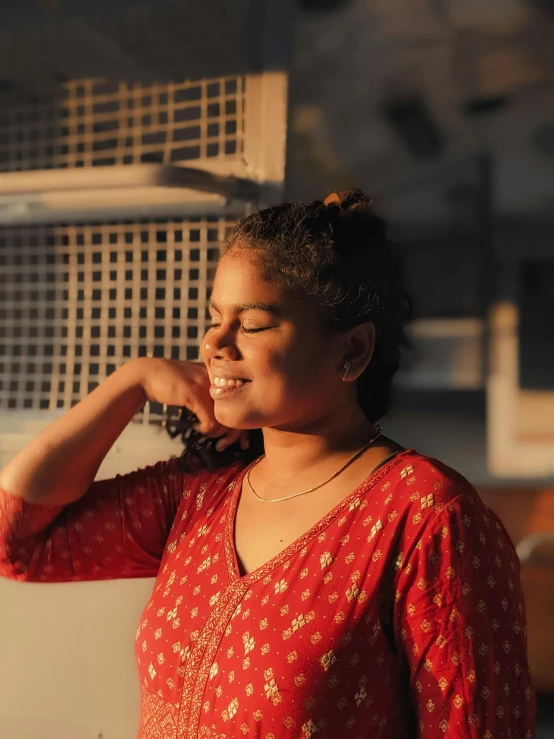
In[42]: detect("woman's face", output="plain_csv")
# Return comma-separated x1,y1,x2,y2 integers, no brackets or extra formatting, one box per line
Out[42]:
200,249,348,430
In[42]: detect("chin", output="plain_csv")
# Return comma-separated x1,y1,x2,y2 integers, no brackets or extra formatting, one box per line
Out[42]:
213,405,261,430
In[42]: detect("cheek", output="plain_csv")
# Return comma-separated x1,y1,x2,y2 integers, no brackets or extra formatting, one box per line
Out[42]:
247,344,283,380
262,338,335,391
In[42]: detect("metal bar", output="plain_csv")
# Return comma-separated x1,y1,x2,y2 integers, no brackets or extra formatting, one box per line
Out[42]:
0,164,262,198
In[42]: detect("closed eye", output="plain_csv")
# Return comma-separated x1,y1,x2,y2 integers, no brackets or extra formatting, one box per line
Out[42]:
241,326,268,334
207,324,269,334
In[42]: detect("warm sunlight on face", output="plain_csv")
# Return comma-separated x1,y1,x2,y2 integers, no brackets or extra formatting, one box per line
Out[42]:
200,249,347,430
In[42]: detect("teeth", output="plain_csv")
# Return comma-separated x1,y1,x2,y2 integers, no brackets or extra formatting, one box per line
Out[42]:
213,377,245,387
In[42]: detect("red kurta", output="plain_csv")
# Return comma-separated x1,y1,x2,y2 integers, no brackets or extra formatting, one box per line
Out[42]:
0,450,536,738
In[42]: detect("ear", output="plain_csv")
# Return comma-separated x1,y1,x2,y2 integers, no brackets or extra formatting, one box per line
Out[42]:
339,322,376,381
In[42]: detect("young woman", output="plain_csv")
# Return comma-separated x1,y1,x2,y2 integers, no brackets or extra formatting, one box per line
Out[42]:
0,191,535,738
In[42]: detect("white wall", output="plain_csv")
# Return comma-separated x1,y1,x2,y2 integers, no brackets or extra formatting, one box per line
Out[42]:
0,420,182,739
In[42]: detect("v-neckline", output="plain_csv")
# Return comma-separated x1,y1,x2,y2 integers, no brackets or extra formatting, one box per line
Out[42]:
223,448,412,584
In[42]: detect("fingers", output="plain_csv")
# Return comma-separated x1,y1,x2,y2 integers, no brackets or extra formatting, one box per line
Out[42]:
191,420,251,455
188,392,223,437
215,430,251,453
215,428,242,452
190,405,242,450
193,419,225,438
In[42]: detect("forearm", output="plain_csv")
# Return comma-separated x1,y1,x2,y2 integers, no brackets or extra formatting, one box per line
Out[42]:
0,359,150,505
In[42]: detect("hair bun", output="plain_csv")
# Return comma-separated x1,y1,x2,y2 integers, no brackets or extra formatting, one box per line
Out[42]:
323,192,341,207
324,189,373,213
337,189,373,211
322,189,385,243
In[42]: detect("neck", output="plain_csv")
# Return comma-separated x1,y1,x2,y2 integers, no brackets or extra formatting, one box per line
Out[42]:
258,405,378,486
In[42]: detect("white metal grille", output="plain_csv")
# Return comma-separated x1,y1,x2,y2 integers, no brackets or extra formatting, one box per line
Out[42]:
0,219,233,424
0,76,246,172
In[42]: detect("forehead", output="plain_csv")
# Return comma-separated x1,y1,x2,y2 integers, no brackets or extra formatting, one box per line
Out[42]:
212,250,283,305
211,249,323,327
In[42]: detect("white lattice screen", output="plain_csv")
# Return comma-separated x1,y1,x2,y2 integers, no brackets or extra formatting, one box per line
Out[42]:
0,69,287,433
0,218,234,424
0,76,245,172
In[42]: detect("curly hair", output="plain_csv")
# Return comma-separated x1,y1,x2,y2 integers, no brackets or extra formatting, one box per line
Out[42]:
168,189,411,471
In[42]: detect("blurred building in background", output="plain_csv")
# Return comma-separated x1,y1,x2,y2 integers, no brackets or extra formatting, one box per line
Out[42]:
0,1,553,737
289,0,554,480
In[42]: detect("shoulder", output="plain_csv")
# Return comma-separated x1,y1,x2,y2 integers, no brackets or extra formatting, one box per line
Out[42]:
168,458,247,513
384,451,515,567
119,457,247,518
163,456,247,485
382,449,479,526
388,450,475,506
201,461,248,501
116,457,245,494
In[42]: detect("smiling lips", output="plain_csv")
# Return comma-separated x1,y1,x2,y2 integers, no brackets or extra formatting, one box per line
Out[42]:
212,377,247,388
209,374,250,399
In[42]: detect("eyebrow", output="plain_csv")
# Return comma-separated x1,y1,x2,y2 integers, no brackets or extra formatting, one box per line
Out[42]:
209,301,281,315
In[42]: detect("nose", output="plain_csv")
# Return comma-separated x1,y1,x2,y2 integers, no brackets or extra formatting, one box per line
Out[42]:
203,325,239,361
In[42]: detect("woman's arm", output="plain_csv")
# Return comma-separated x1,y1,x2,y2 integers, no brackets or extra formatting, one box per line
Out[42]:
394,490,536,738
0,358,243,582
0,359,148,506
0,458,193,582
0,357,233,506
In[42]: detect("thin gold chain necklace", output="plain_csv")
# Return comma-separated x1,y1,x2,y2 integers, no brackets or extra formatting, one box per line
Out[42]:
246,425,382,504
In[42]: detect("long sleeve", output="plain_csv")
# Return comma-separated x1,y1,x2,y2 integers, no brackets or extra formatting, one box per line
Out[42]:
394,488,536,738
0,458,200,582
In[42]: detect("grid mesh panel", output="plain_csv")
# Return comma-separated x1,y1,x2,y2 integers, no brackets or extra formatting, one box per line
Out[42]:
0,219,233,424
0,76,245,172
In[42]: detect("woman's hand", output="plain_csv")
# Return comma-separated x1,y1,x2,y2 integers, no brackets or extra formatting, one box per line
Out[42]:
134,358,249,451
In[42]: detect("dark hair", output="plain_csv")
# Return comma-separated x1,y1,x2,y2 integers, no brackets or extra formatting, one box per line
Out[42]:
165,408,264,472
168,189,411,471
